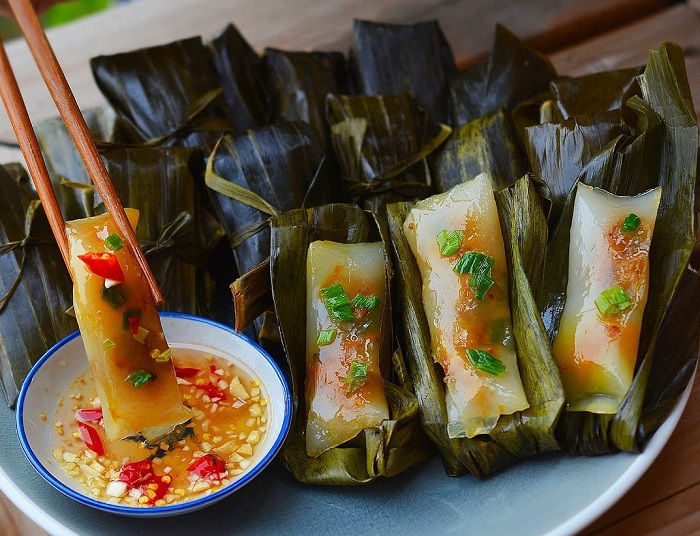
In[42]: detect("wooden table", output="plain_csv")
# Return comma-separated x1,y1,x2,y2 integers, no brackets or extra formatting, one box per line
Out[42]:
0,1,698,534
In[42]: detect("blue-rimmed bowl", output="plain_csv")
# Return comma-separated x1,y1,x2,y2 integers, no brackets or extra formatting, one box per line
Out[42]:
16,313,292,518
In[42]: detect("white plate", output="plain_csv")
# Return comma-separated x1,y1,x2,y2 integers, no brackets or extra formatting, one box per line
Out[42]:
1,349,694,535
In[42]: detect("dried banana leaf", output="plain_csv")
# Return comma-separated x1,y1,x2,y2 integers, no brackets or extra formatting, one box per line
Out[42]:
525,111,628,229
91,37,234,148
551,67,643,120
386,175,563,477
350,19,456,125
205,121,327,277
265,48,350,151
538,43,697,454
100,146,224,320
327,93,451,213
450,24,556,127
430,107,528,193
270,204,433,484
208,24,271,131
0,165,77,407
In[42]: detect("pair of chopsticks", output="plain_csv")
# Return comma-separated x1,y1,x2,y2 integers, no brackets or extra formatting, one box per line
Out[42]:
0,0,162,304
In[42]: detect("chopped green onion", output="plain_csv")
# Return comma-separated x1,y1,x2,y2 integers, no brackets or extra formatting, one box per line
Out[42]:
320,283,355,323
101,286,127,309
125,370,154,388
134,327,150,344
104,232,125,252
316,329,337,346
453,251,496,300
466,349,507,376
595,286,633,315
339,361,368,394
152,348,172,363
102,339,115,350
621,213,641,234
436,229,465,256
351,294,381,310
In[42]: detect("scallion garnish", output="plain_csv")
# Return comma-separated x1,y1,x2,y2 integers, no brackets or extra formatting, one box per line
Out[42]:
133,326,150,344
436,229,465,256
351,293,381,310
101,286,127,309
152,348,172,363
103,339,115,350
453,251,495,300
620,213,641,234
320,283,355,322
316,329,337,346
125,370,154,388
104,232,125,252
339,361,368,394
466,349,507,376
595,286,633,315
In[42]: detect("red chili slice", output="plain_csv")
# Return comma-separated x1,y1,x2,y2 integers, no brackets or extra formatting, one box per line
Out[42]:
77,422,104,456
118,460,169,504
75,408,103,423
129,315,140,335
187,453,227,480
78,252,125,282
174,366,200,379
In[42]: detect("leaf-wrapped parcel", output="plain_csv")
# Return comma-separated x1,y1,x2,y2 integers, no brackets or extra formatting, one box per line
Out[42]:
0,165,77,406
387,175,564,477
270,204,433,484
533,43,698,454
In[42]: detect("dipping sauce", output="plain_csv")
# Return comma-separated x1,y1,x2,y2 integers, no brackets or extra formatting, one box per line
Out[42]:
50,348,268,507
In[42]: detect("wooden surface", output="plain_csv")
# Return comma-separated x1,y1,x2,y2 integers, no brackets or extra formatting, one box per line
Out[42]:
1,0,699,535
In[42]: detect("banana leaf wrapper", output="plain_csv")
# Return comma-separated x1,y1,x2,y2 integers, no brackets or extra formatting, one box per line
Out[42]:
0,165,77,407
550,67,643,121
350,19,456,125
265,48,350,152
91,36,235,148
208,24,271,131
449,24,556,127
270,204,434,484
430,107,529,193
386,176,564,477
327,93,451,213
100,146,225,320
536,43,698,454
525,111,628,230
204,121,328,278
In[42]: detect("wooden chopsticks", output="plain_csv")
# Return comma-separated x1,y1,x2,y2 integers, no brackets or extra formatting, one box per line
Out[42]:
0,0,163,305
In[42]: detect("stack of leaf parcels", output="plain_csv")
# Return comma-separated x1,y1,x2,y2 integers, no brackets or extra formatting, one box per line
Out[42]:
0,16,696,487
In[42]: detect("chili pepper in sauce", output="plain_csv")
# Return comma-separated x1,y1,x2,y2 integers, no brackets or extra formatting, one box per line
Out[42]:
118,460,170,504
75,408,103,423
77,422,104,456
78,252,125,282
187,453,227,480
174,366,200,379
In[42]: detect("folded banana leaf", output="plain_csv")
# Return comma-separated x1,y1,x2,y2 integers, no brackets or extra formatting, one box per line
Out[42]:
269,203,433,484
265,48,350,151
387,175,564,477
204,121,328,278
91,36,235,148
449,24,556,127
350,19,456,125
550,67,643,120
327,93,451,213
536,43,697,455
525,111,628,230
430,107,528,193
0,165,77,407
208,24,271,131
